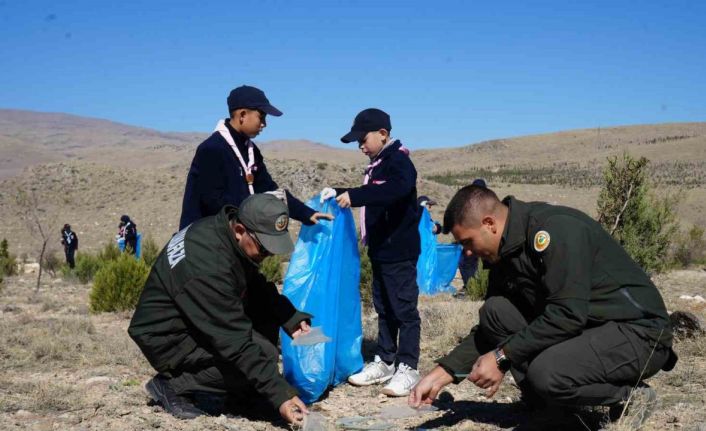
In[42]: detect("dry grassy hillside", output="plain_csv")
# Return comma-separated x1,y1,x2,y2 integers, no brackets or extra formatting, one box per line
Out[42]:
1,109,704,256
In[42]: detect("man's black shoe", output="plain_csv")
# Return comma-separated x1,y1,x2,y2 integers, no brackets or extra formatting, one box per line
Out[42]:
145,375,206,419
608,383,658,429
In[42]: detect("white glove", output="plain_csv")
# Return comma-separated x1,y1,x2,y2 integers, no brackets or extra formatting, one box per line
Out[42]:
265,189,287,206
320,187,337,203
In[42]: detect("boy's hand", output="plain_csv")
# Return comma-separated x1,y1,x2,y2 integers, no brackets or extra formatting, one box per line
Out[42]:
320,187,337,203
278,396,308,425
336,192,352,208
310,212,334,224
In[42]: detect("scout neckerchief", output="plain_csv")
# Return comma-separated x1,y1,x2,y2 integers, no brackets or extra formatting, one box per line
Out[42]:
360,139,410,245
215,119,256,195
63,230,73,245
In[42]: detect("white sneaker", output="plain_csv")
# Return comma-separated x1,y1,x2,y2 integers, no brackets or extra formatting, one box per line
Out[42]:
381,363,420,397
348,355,395,386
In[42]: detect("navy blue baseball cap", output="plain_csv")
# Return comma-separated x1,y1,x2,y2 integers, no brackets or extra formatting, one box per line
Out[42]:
227,85,283,117
340,108,392,143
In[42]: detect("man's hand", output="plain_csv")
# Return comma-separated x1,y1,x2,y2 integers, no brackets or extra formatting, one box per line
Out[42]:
278,396,308,425
336,192,352,208
290,320,311,339
468,351,504,398
408,366,454,408
319,187,337,203
309,212,334,224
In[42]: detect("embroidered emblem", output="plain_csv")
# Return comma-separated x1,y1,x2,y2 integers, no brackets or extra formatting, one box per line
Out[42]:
275,215,288,231
534,230,550,252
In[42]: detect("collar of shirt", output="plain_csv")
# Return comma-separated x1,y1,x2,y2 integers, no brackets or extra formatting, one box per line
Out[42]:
498,196,531,257
224,118,251,163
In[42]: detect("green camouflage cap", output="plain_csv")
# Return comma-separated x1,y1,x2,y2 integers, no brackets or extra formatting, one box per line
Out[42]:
238,194,294,255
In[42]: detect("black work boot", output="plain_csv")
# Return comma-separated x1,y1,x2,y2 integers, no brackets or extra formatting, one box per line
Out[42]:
145,375,206,419
608,383,658,430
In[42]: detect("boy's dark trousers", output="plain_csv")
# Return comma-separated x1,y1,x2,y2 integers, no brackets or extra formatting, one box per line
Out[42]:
474,296,670,406
371,259,421,369
64,247,76,269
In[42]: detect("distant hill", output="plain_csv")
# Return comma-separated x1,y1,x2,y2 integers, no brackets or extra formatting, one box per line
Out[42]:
0,109,704,256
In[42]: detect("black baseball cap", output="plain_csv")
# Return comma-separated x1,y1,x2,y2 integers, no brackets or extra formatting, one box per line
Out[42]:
227,85,283,117
237,194,293,255
340,108,391,143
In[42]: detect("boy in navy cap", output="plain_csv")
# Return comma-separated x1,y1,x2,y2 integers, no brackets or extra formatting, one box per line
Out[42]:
320,108,421,396
179,85,332,230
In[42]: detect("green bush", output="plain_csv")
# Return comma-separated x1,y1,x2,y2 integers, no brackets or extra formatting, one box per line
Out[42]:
89,253,150,313
98,241,122,262
672,225,706,268
0,238,18,277
596,153,678,273
140,236,161,268
359,245,373,309
465,259,489,301
260,255,283,284
74,253,104,284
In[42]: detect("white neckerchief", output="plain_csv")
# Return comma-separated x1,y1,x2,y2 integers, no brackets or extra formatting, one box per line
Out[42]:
63,230,72,245
215,119,256,195
360,138,399,245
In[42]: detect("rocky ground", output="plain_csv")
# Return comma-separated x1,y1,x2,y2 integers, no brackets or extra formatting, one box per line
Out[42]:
0,268,705,431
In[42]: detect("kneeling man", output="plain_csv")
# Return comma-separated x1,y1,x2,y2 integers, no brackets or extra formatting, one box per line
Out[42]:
129,194,311,425
410,185,676,426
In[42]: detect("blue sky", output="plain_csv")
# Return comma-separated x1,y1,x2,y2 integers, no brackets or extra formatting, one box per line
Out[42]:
1,1,704,149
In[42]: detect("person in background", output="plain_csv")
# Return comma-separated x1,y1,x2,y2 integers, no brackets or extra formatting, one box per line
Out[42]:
118,215,138,254
60,224,78,269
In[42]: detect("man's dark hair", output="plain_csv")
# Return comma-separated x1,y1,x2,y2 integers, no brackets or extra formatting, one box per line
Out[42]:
443,185,501,234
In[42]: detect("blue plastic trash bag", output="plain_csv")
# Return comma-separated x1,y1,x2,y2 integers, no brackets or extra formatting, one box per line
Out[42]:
416,207,437,294
417,208,462,295
281,197,364,404
117,233,142,258
433,243,462,293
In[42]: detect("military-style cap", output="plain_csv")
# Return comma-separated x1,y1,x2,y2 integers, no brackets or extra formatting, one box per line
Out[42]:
238,194,293,255
227,85,283,117
340,108,392,143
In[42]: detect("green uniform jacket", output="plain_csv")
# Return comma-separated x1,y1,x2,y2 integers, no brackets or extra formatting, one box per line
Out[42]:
128,205,311,409
438,196,673,377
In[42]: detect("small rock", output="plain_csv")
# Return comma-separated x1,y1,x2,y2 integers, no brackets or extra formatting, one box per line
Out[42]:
670,310,704,338
15,410,33,418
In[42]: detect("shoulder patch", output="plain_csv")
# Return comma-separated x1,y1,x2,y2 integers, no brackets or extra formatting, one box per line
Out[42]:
533,230,551,252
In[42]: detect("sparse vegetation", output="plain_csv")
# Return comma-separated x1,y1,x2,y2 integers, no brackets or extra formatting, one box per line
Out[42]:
89,253,150,313
140,236,161,267
597,153,679,273
671,225,706,268
260,255,283,284
40,251,62,278
0,238,18,279
465,259,489,301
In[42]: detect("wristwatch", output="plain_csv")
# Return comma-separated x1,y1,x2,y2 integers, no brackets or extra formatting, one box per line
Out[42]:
494,348,511,373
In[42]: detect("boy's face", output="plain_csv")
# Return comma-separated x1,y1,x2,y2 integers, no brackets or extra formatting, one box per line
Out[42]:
234,109,267,138
358,130,387,158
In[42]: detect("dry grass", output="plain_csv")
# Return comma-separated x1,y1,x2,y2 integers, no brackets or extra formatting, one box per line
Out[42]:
0,269,704,430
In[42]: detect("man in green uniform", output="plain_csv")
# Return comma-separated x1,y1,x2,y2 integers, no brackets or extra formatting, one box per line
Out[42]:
410,185,677,426
128,194,312,426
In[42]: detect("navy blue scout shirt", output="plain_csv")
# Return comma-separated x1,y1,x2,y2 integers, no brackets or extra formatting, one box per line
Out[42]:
179,120,316,229
336,140,420,262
